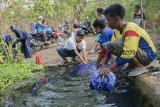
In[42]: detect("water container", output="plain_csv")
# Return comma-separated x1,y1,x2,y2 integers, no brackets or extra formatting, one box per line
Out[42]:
36,55,42,64
90,71,116,90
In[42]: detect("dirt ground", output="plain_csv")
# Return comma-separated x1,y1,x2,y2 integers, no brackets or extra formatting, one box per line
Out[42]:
32,36,97,65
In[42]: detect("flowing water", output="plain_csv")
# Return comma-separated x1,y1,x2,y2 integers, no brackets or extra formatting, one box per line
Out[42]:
1,63,152,107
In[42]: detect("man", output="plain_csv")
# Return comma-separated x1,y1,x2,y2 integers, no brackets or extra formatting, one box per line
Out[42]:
10,25,32,58
100,4,156,74
90,18,113,68
134,5,147,29
56,29,87,65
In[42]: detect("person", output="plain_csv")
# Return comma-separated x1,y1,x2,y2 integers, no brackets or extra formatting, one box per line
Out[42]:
90,18,114,68
89,8,108,55
56,29,87,65
100,4,156,74
10,25,32,58
36,16,50,44
71,22,79,37
96,8,106,21
42,19,55,38
2,33,13,45
134,5,147,29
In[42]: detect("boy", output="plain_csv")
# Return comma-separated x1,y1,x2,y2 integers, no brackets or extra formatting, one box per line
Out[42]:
100,4,156,74
56,29,87,65
89,18,113,68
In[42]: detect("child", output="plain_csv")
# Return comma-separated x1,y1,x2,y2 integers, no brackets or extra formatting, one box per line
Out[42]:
71,22,79,37
56,29,87,65
90,18,114,68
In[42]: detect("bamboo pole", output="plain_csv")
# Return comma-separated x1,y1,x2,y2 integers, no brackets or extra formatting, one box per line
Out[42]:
140,0,143,24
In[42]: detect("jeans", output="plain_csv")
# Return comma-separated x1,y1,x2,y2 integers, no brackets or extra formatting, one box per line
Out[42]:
56,46,81,60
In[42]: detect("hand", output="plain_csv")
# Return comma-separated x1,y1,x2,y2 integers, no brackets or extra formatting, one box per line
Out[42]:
88,50,95,54
102,64,106,68
82,60,87,64
12,39,18,48
99,67,111,75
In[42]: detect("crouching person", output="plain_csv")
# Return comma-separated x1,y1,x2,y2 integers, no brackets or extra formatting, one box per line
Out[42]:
100,4,156,75
10,25,32,58
56,29,87,65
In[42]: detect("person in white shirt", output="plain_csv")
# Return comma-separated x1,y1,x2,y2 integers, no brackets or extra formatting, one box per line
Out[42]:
71,22,79,37
56,29,87,65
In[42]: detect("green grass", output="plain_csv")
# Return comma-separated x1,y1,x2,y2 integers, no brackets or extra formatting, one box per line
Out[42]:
0,60,43,90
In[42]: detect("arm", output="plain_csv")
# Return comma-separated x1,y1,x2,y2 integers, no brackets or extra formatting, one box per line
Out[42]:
72,48,86,64
96,55,103,68
82,48,87,63
90,41,99,53
100,30,140,74
102,51,111,67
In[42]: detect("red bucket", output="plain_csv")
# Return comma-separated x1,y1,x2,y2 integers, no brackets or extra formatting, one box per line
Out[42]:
36,55,42,64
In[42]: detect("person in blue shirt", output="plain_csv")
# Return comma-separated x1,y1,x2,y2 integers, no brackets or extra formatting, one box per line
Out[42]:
10,25,32,58
36,16,50,45
91,18,114,68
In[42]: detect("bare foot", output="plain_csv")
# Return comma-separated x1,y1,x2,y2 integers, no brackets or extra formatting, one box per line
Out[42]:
87,50,95,54
60,60,68,65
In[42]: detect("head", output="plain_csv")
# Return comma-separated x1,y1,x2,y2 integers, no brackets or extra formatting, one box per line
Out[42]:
134,5,141,13
103,4,125,29
73,22,79,29
96,8,104,17
75,29,85,43
93,18,106,34
38,16,44,21
64,20,69,24
10,24,17,32
42,19,46,25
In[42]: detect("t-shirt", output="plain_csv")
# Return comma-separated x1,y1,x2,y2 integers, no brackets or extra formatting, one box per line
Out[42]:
134,12,146,27
98,28,114,46
63,36,86,50
106,22,156,68
36,24,45,33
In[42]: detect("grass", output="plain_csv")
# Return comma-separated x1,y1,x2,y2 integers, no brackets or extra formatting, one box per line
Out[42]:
0,60,43,90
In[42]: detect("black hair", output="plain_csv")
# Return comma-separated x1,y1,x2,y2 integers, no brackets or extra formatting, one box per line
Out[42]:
93,18,106,29
73,23,79,29
103,4,125,19
97,8,104,14
134,4,141,9
76,29,85,37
